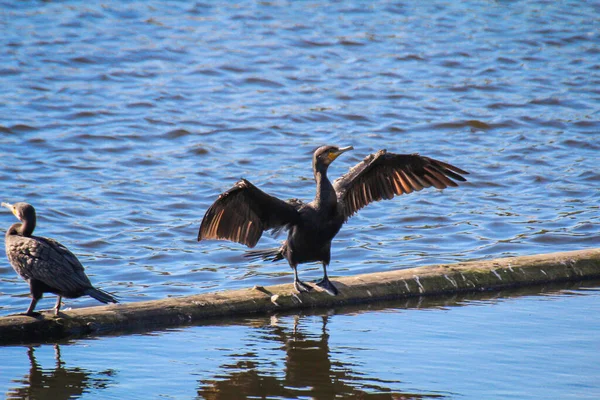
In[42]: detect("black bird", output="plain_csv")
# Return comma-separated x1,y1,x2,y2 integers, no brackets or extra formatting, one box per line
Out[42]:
198,146,468,296
2,202,118,316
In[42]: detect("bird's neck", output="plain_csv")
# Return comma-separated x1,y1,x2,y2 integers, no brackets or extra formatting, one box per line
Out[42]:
314,170,337,209
8,221,35,237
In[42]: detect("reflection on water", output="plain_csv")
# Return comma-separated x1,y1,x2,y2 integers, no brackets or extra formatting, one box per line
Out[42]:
1,281,599,399
6,345,115,400
199,315,443,399
197,280,599,399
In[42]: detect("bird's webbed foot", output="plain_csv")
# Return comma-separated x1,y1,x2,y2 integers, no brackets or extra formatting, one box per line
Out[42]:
315,277,339,296
294,279,313,294
17,311,42,318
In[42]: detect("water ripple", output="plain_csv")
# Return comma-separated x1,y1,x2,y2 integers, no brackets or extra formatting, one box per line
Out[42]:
0,0,598,315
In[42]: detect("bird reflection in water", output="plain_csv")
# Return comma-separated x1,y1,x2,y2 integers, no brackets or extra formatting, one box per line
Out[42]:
6,344,115,400
197,314,445,399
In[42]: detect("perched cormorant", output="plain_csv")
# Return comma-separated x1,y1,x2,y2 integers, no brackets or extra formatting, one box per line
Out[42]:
2,202,118,316
198,146,468,296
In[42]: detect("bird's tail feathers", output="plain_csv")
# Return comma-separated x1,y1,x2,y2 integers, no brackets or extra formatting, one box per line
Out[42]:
243,248,283,262
85,287,119,304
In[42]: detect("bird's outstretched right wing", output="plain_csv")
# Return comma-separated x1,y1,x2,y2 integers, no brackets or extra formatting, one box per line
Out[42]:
198,179,302,248
333,150,469,222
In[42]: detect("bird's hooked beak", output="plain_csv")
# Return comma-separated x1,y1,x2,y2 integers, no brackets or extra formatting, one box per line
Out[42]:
1,202,14,214
328,145,354,161
2,202,18,218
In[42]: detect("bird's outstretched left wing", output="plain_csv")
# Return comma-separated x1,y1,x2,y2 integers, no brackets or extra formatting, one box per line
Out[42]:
333,150,469,222
198,179,302,248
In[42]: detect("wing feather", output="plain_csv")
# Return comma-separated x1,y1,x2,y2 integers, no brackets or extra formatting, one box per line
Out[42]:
333,150,469,221
401,170,423,191
396,170,413,194
423,173,444,189
425,166,456,187
198,179,301,248
9,236,95,293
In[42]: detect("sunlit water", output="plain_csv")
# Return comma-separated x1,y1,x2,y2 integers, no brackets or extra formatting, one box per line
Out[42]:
0,0,598,398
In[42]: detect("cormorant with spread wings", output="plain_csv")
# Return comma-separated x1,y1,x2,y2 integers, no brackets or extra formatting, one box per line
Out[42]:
198,145,468,296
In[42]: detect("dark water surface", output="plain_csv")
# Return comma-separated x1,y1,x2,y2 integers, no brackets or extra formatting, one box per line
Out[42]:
0,0,598,398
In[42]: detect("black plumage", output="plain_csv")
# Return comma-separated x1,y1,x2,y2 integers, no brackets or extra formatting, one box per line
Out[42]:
198,146,469,295
2,202,117,316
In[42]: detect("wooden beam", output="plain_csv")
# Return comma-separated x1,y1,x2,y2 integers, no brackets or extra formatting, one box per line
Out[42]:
1,248,599,344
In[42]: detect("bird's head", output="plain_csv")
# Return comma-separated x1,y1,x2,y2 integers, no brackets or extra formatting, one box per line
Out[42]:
2,202,36,224
312,145,353,173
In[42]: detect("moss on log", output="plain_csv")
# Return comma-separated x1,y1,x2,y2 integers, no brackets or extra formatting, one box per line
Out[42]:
1,248,599,345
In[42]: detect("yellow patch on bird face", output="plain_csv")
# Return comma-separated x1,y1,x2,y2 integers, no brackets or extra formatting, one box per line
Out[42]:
327,151,339,161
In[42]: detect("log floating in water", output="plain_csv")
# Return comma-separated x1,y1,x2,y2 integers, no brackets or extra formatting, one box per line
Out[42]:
1,248,599,345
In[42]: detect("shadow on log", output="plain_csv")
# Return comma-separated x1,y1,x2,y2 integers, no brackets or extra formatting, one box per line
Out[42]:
1,248,599,345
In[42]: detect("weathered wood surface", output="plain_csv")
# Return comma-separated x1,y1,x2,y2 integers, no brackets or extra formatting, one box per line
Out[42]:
1,248,599,345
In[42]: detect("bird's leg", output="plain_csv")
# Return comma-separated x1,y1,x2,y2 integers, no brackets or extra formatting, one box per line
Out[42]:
22,281,42,317
24,297,41,317
292,264,312,293
54,296,62,316
315,262,338,296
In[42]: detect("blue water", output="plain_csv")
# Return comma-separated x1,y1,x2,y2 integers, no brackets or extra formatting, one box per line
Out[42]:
1,283,600,399
0,0,598,398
